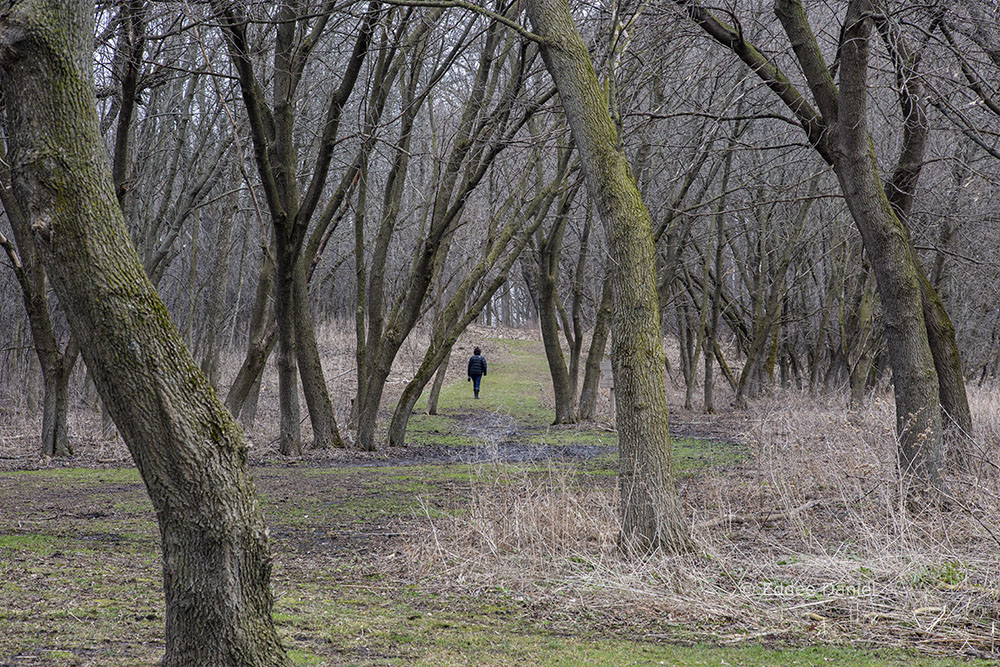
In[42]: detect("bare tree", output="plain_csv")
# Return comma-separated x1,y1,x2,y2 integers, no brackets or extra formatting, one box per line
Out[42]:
674,0,961,499
0,1,289,663
525,0,693,553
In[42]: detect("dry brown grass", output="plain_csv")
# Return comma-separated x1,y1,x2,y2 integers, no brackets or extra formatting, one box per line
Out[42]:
395,387,1000,657
3,322,1000,658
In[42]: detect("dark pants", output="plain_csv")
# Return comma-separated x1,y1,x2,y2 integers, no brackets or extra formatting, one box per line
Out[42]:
470,373,483,397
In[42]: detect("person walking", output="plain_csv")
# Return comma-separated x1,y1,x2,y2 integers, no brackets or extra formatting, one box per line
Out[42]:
467,347,487,399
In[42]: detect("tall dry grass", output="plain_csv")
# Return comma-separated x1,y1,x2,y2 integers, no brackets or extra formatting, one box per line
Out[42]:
396,387,1000,656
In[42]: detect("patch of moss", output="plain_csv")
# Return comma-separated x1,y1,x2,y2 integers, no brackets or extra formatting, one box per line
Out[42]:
0,467,141,484
0,533,66,553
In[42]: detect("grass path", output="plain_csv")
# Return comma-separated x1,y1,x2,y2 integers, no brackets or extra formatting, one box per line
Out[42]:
0,337,991,665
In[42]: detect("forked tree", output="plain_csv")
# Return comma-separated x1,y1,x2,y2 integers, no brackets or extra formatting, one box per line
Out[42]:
675,0,965,499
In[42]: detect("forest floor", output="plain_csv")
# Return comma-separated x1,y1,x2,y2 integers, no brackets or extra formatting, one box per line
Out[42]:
0,334,997,665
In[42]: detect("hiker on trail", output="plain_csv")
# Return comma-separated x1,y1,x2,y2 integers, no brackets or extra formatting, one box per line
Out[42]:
467,347,487,399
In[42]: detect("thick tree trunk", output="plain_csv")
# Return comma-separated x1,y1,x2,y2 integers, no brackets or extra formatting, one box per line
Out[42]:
525,0,692,553
41,346,77,458
0,3,290,664
356,363,389,451
273,242,302,456
837,174,942,492
834,2,943,495
915,257,972,435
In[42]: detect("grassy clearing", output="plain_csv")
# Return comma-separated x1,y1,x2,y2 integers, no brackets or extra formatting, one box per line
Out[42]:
409,338,560,437
1,334,996,664
0,459,993,665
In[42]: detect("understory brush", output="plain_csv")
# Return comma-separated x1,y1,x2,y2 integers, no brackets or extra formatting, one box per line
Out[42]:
397,391,1000,658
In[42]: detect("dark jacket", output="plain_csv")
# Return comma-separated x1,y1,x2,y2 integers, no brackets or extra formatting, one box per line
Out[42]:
467,354,487,377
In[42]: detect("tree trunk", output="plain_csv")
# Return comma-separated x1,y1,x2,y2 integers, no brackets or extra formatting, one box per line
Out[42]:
293,259,343,448
536,262,578,423
578,274,612,420
915,258,972,435
199,161,238,389
41,345,77,458
388,358,440,448
0,2,290,664
426,348,451,415
225,253,275,424
0,138,76,458
25,347,40,414
356,362,389,451
705,130,736,413
833,2,943,495
525,0,692,553
273,241,302,456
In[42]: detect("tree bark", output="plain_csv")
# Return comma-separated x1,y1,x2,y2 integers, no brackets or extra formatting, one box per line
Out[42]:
426,348,450,415
293,258,343,448
40,343,78,458
0,144,75,457
578,273,612,420
530,202,578,423
525,0,692,553
273,239,302,456
0,3,290,664
225,249,275,426
832,2,943,494
199,161,239,389
874,15,973,437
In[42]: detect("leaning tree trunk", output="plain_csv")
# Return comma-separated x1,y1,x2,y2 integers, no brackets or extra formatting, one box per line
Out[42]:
426,349,451,415
536,262,578,424
199,162,238,389
0,3,290,664
915,257,972,435
0,153,77,458
387,343,449,448
225,253,275,425
525,0,692,553
293,259,343,448
578,274,612,421
833,2,943,496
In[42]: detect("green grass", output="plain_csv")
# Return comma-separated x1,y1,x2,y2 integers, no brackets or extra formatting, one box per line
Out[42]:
1,462,991,665
0,533,67,553
2,467,141,484
413,338,554,427
0,339,988,665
